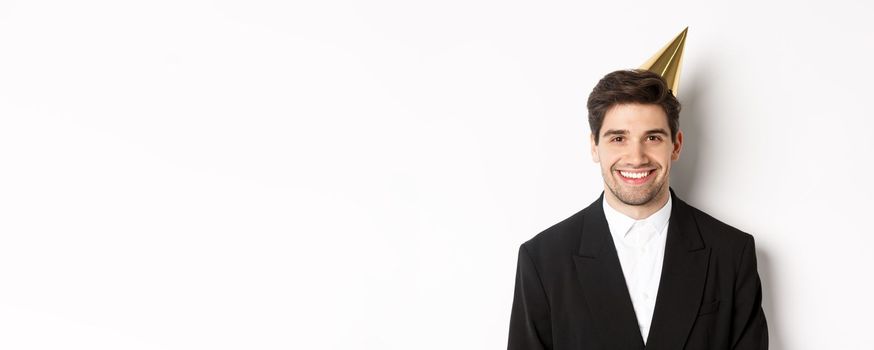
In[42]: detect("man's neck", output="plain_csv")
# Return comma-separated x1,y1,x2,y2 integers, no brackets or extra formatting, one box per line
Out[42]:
603,187,670,220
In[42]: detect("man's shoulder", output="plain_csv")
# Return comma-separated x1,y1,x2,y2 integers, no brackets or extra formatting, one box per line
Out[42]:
520,203,594,258
682,200,755,249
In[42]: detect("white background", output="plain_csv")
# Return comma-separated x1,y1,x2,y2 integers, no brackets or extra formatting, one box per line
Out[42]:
1,0,872,349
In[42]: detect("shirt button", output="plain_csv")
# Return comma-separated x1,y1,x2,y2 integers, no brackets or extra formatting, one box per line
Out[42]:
643,293,650,300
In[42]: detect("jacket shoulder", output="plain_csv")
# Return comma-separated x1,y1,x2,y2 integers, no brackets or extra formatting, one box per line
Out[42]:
520,206,590,259
684,201,755,253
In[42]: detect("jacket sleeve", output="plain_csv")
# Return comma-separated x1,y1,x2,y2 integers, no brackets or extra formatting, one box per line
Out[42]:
731,235,769,349
508,244,553,350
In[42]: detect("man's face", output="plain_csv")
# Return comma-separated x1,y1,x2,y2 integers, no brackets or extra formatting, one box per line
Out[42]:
590,103,683,206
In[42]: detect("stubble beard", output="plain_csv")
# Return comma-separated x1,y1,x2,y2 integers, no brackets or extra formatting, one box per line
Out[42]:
605,168,667,206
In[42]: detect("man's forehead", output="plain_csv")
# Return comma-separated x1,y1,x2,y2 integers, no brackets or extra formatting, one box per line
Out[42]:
602,104,669,129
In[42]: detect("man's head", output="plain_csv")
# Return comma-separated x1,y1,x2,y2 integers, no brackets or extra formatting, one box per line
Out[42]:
588,69,681,145
587,69,683,209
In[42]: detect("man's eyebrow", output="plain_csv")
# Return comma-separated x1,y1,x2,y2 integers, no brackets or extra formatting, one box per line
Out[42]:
601,128,669,137
645,128,670,136
601,129,628,137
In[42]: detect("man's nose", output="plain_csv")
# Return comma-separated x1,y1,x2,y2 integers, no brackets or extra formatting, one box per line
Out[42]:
625,143,649,165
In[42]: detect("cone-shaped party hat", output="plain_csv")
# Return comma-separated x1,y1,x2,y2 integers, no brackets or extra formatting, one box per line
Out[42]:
640,27,688,96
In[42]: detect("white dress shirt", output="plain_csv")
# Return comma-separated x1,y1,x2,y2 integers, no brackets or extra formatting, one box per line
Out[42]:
602,194,672,345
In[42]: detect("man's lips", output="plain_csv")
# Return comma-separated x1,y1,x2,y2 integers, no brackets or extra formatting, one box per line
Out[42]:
615,169,656,184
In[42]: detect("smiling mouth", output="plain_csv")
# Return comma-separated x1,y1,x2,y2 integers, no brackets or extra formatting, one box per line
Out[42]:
616,169,655,184
618,169,652,178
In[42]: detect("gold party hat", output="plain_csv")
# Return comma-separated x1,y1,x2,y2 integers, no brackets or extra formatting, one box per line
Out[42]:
640,27,688,96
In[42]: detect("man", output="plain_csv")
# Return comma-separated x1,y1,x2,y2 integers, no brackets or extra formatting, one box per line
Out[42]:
506,69,768,350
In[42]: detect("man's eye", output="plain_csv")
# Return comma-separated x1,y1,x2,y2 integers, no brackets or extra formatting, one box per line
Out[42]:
611,136,623,142
647,135,662,141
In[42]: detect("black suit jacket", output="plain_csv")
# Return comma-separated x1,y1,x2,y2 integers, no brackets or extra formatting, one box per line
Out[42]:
508,188,768,350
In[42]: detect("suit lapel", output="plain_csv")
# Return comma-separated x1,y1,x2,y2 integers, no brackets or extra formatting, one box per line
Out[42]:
572,188,709,350
644,188,710,350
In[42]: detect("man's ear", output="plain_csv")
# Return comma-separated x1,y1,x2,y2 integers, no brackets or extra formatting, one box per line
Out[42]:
590,133,600,163
671,129,683,161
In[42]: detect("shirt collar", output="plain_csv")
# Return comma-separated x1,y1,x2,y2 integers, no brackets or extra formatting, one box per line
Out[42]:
602,192,672,239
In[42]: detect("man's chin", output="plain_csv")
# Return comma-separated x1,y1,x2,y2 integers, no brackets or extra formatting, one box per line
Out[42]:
614,194,650,206
610,186,660,206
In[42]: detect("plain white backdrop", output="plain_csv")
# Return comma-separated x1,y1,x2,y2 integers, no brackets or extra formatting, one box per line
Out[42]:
1,0,872,349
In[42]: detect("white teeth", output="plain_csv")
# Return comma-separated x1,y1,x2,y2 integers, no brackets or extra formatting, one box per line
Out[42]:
619,170,650,179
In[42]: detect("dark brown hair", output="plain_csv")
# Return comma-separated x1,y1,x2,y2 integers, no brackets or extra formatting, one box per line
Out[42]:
586,69,681,145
